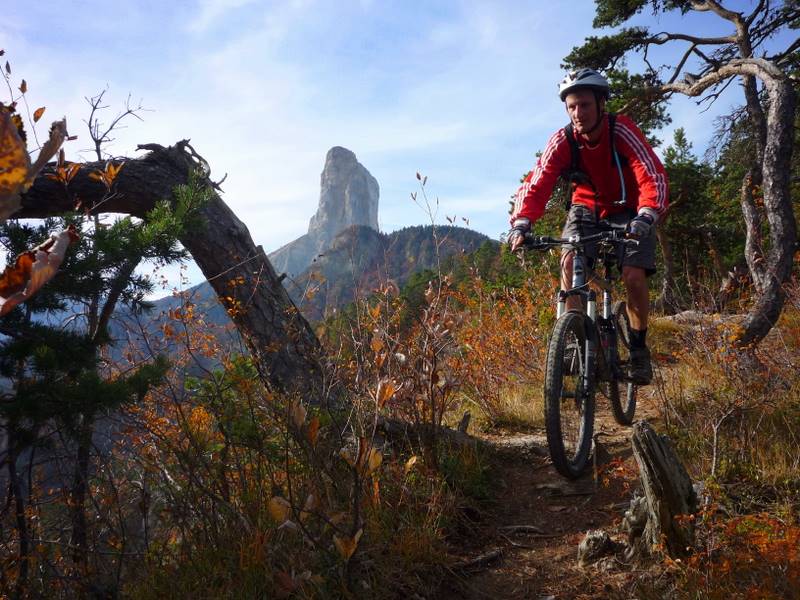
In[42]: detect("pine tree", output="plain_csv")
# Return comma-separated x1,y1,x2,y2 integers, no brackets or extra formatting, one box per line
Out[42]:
0,175,207,593
657,128,718,310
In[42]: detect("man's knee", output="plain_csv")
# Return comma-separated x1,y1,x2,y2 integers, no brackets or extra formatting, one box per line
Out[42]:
622,266,646,289
560,251,574,285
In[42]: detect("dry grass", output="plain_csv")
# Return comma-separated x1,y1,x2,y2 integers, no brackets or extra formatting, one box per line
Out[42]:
633,301,800,598
491,383,545,430
652,307,800,488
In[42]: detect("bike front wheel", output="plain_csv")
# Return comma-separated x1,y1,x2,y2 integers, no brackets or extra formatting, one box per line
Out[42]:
607,301,637,425
544,311,595,479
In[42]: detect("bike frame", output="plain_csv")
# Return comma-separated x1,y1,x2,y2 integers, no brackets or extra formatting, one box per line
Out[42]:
554,233,623,385
522,227,637,477
524,226,635,385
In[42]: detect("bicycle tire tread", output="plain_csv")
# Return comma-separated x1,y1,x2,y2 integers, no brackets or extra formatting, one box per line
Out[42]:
543,311,595,479
608,301,637,425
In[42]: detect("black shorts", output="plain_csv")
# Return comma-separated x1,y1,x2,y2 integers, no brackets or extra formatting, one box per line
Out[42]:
560,205,657,276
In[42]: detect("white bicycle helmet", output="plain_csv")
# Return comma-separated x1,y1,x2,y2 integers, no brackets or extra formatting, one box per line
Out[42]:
558,68,610,101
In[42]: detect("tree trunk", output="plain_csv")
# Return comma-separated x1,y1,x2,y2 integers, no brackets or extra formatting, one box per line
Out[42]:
740,165,768,296
654,227,679,314
662,59,797,347
737,77,797,346
7,429,30,597
627,421,696,558
703,228,726,282
69,416,93,570
19,141,325,400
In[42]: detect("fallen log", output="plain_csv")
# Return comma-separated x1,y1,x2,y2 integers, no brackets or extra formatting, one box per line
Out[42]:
20,141,325,401
376,415,478,451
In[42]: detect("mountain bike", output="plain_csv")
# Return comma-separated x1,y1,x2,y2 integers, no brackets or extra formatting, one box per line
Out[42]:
524,223,639,479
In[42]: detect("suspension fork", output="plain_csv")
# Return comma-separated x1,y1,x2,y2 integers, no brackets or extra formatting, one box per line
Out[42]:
598,267,621,380
557,252,589,319
583,290,598,397
605,286,621,373
557,252,596,396
556,251,598,397
583,255,599,391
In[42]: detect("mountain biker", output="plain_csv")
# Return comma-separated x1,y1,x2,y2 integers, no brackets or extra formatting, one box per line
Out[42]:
507,68,669,385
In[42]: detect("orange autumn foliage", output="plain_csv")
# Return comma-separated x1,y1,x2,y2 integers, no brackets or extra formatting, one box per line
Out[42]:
673,511,800,599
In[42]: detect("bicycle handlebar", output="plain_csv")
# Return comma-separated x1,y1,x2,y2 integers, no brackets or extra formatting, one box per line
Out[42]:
522,228,640,250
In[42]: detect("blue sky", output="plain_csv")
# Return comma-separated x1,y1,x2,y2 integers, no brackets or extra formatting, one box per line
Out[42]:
3,1,791,291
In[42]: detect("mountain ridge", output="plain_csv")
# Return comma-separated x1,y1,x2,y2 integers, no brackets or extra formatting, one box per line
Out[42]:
286,223,493,321
150,223,495,325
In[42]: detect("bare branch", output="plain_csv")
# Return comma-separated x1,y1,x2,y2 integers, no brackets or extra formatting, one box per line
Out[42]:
750,9,800,50
658,57,787,98
83,89,110,160
84,90,148,161
692,46,720,68
696,75,737,112
642,43,657,75
212,172,227,191
745,0,767,26
99,94,145,140
93,257,140,344
770,36,800,66
650,31,736,45
668,43,698,84
693,0,743,23
616,89,674,120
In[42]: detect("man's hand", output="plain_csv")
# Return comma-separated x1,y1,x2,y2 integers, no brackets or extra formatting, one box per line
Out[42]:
508,217,531,252
627,213,654,238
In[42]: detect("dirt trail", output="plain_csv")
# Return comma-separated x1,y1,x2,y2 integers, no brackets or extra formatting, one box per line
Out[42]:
440,385,663,599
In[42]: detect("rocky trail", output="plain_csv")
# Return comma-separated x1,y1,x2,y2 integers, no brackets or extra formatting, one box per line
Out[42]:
440,383,664,599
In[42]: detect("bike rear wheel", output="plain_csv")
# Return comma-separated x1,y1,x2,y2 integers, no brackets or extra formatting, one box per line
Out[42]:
544,311,595,479
607,301,637,425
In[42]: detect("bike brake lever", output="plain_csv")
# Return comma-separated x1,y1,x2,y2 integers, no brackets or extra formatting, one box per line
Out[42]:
623,236,641,246
525,232,556,249
524,235,546,250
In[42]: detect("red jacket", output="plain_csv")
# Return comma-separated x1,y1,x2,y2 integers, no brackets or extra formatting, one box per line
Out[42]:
510,113,668,224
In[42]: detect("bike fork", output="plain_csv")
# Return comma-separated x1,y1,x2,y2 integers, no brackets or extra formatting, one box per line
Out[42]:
601,287,621,376
583,291,597,399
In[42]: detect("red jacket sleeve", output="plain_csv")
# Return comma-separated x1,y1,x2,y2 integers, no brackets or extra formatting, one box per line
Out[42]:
510,128,571,225
613,115,669,220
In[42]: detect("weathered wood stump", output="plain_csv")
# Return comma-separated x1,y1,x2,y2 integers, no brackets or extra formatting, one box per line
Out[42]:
578,420,697,569
626,420,697,558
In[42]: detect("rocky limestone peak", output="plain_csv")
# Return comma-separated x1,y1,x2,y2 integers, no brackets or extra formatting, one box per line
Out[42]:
268,146,380,278
307,146,379,248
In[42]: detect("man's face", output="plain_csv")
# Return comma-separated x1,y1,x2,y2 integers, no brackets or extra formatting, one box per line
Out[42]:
565,89,604,135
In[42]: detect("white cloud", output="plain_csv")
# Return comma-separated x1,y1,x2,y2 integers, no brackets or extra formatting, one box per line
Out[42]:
187,0,261,33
